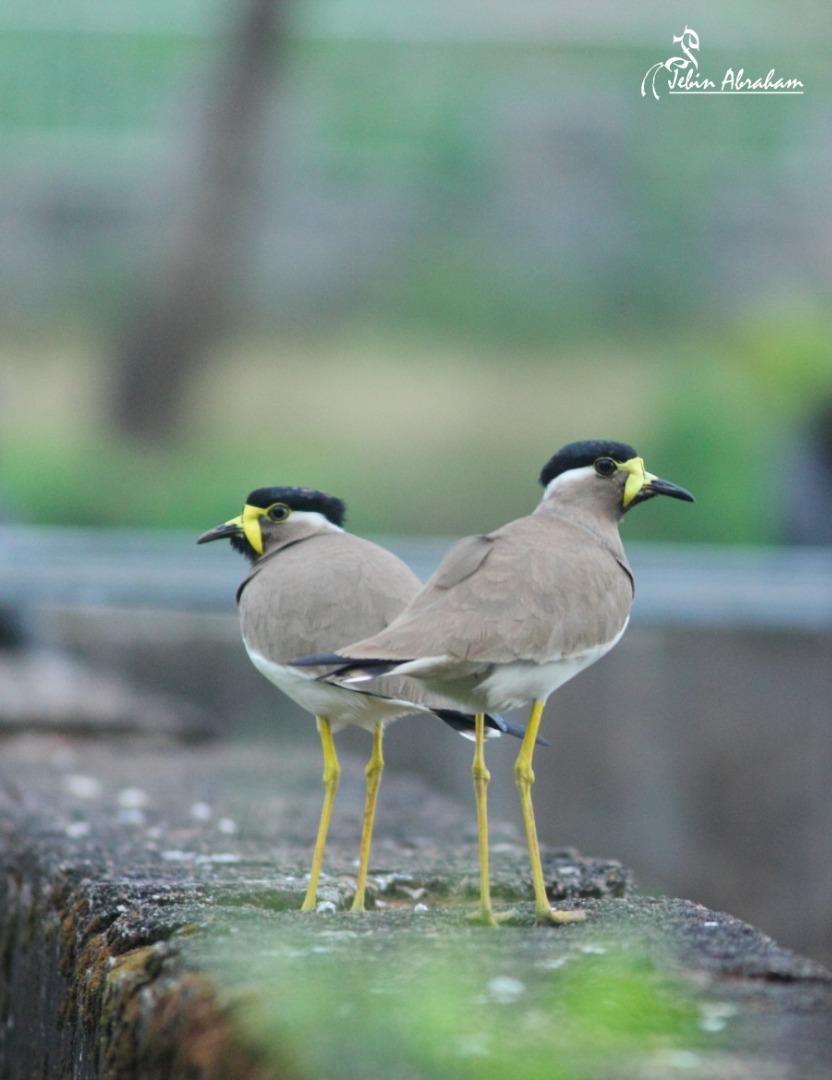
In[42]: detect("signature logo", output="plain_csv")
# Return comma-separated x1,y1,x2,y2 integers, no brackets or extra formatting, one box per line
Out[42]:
641,27,804,100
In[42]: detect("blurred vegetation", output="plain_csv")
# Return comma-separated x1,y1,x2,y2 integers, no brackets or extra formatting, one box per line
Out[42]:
3,311,828,543
203,931,704,1080
1,5,829,543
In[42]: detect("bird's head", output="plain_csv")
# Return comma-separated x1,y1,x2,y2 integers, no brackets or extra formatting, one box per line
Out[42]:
197,487,346,562
539,439,694,518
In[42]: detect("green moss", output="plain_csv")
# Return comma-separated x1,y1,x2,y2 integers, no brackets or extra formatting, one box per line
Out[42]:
209,936,703,1080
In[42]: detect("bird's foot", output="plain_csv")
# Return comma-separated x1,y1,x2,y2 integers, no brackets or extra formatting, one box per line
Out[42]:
534,905,587,926
466,906,517,927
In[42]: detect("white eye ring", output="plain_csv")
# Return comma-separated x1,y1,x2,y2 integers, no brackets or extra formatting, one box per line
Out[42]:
594,457,617,478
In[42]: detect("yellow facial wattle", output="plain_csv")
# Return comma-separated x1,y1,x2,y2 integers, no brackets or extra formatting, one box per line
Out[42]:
224,505,266,555
619,457,658,508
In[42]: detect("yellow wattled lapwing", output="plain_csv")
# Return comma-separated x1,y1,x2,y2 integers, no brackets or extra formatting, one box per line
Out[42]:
292,442,694,926
198,486,532,914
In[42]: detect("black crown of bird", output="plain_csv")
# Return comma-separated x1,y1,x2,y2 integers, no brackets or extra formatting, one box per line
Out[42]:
245,486,346,523
538,439,637,487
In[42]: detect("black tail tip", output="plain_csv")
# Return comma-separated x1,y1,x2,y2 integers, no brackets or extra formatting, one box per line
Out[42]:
433,710,548,746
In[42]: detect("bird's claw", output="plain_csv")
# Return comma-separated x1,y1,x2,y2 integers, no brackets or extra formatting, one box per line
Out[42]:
466,907,517,927
535,906,587,926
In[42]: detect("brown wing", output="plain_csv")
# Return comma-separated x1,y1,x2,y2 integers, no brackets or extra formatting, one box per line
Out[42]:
239,531,421,663
431,534,494,589
337,514,633,664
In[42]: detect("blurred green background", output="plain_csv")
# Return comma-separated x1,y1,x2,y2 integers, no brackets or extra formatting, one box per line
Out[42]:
204,932,704,1080
2,1,830,542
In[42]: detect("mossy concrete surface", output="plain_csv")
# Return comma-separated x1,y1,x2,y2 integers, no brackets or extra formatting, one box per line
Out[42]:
0,732,829,1079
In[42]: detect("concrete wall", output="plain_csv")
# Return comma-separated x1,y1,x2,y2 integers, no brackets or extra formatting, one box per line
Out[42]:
26,602,832,967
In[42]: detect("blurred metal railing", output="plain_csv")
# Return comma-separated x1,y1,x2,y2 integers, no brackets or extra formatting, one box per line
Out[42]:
1,526,830,631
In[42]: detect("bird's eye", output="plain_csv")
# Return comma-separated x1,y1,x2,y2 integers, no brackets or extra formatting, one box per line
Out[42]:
267,503,290,522
594,457,617,478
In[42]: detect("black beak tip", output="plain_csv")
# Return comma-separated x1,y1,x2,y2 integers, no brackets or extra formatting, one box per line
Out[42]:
670,484,695,503
197,524,237,545
649,478,695,504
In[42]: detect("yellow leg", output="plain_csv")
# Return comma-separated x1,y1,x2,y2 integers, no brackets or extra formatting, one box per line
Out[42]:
300,716,340,912
351,721,385,913
514,700,586,925
470,712,499,926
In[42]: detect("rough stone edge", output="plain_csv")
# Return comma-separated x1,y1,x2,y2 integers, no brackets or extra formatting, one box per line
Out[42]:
1,865,267,1080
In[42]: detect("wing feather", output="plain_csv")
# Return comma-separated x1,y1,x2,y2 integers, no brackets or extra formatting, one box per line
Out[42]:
335,514,633,665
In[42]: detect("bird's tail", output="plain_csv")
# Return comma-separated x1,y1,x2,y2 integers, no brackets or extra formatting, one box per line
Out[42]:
290,652,405,682
432,709,548,747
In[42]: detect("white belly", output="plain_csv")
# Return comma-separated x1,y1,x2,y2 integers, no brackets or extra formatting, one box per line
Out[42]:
409,617,630,714
478,617,630,711
244,642,428,732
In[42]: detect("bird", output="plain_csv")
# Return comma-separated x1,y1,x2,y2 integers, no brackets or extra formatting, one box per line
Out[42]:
292,441,694,925
197,485,531,915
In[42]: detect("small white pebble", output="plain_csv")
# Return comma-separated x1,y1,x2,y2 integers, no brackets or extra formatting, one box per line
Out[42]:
316,900,337,914
375,899,388,909
698,1002,736,1033
486,975,526,1004
117,787,148,809
190,801,212,822
580,944,607,955
413,902,429,913
195,852,240,864
64,775,101,800
537,956,569,970
65,821,91,838
703,920,719,928
217,817,237,835
161,850,196,862
116,807,146,826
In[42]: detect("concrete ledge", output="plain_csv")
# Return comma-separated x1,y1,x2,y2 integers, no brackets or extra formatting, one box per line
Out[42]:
1,733,829,1078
